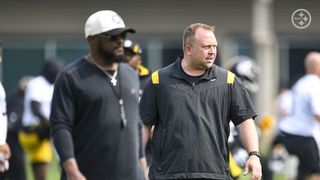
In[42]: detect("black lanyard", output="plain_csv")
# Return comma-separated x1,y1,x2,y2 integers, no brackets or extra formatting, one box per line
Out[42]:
104,65,127,128
86,55,127,128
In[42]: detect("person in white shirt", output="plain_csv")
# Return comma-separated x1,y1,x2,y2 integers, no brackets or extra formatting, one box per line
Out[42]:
19,60,62,180
0,53,10,173
275,84,292,131
276,52,320,180
0,81,10,173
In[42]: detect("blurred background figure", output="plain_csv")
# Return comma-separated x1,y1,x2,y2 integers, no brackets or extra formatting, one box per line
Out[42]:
267,82,294,177
276,52,320,180
19,60,63,180
0,82,9,174
0,51,10,174
225,56,259,179
0,76,33,180
275,83,292,128
124,39,150,92
225,55,274,180
124,39,151,175
226,56,260,94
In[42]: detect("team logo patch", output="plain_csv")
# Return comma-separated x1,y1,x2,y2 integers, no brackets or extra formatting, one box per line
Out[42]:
291,9,312,29
112,14,123,25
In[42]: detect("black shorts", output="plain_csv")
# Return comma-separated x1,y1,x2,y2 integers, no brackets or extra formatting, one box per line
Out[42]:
274,131,320,179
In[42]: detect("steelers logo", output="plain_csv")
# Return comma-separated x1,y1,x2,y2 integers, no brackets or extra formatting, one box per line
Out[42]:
112,14,123,25
291,9,312,29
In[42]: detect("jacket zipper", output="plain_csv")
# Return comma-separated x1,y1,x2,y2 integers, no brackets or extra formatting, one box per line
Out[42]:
192,82,196,90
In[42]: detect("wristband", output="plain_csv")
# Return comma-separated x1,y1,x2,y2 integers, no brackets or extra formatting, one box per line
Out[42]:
248,151,261,158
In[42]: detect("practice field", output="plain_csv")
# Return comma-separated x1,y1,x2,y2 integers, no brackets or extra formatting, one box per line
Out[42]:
24,156,286,180
25,155,60,180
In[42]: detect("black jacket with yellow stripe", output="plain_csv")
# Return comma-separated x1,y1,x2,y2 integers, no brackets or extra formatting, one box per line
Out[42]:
140,57,256,180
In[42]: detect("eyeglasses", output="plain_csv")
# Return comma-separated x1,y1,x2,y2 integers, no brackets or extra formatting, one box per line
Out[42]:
99,33,127,41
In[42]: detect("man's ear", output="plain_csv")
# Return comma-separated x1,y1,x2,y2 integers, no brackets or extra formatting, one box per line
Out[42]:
185,44,192,56
87,36,97,46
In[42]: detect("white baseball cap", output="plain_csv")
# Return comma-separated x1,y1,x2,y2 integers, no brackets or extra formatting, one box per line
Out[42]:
84,10,135,38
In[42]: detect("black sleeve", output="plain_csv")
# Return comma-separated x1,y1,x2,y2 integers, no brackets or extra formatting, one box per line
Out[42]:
52,128,74,161
50,72,76,160
139,77,158,125
31,101,48,122
230,77,257,126
31,101,50,140
138,121,145,158
50,72,75,133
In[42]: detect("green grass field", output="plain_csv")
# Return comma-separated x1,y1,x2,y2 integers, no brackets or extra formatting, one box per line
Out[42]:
25,156,287,180
25,155,60,180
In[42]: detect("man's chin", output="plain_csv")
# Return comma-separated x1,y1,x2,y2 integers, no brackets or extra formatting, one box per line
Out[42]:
115,55,125,63
207,64,214,68
100,52,124,64
199,63,213,70
205,62,214,68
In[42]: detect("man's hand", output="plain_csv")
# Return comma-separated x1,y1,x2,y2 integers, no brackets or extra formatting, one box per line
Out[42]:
63,158,86,180
139,157,149,180
0,143,10,172
243,155,262,180
0,159,9,173
66,170,86,180
236,119,261,179
0,143,10,158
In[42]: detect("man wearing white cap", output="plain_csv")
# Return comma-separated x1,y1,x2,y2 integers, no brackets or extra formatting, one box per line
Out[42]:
50,10,146,180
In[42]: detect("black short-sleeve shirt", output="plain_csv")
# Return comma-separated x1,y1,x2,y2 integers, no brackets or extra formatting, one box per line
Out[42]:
139,57,256,180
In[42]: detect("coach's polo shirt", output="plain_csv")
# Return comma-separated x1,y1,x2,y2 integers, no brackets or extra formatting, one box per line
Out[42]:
140,57,256,180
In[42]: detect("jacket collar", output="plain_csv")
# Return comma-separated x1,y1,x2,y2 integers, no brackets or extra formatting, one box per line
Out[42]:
170,56,217,81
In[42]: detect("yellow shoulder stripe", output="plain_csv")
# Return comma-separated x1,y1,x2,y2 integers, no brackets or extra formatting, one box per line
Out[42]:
227,71,235,84
137,64,150,76
151,71,159,84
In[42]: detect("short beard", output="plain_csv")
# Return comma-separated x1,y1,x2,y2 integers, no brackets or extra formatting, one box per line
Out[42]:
97,41,124,65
